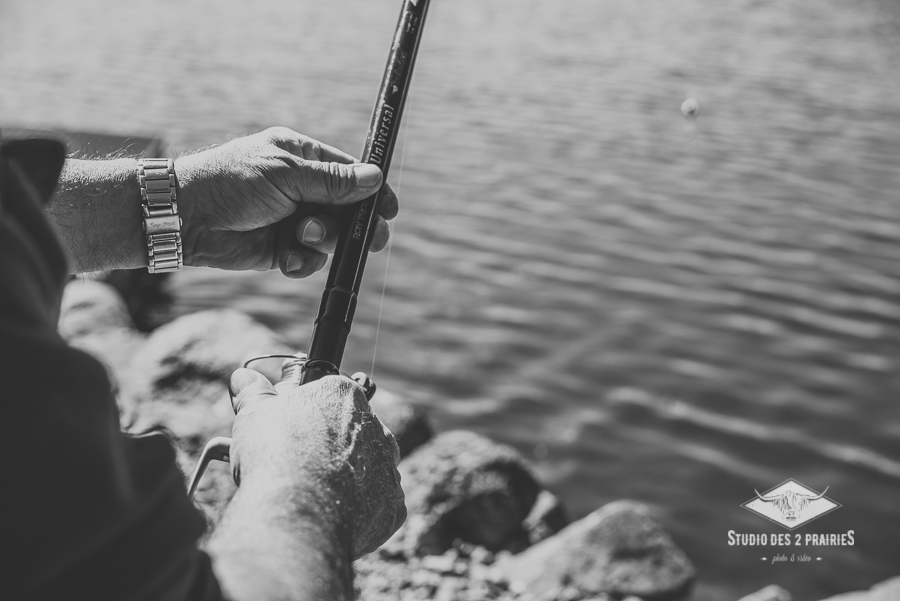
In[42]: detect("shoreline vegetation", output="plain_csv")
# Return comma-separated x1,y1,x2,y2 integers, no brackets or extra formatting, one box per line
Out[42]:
60,275,899,601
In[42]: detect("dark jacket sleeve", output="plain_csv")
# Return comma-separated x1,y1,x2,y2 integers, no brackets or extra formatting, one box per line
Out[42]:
1,139,224,601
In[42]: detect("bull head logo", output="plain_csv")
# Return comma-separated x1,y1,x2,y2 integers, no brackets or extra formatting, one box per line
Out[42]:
754,486,828,521
742,479,840,529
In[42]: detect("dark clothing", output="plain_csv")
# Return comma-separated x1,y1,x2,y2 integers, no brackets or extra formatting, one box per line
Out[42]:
1,138,222,600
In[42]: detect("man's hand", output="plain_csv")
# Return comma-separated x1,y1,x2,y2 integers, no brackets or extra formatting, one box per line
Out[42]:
175,127,399,278
227,366,406,557
206,367,405,600
51,127,396,275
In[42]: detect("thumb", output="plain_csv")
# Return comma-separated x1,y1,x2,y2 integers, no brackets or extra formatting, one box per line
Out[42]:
295,160,384,205
274,354,307,394
229,368,276,414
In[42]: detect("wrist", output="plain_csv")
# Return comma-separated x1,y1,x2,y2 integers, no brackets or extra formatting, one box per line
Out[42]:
236,468,355,533
173,156,201,267
50,158,147,272
210,476,355,601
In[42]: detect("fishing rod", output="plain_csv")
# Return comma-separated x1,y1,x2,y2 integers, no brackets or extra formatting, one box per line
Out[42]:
302,0,429,383
188,0,431,497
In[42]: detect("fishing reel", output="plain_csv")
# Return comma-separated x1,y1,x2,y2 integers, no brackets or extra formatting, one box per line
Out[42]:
186,353,377,498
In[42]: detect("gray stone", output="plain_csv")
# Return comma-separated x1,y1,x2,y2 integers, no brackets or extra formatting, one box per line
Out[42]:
499,500,695,601
129,308,290,415
59,280,146,420
390,430,541,555
60,279,135,338
420,552,459,575
96,269,173,331
370,388,434,458
124,309,291,517
816,577,900,601
737,584,791,601
524,490,570,545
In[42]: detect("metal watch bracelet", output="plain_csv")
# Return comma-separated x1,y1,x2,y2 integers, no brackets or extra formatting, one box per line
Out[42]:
138,158,183,273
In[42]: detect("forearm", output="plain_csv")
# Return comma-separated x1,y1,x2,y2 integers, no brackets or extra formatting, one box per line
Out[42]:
206,477,355,601
48,158,147,273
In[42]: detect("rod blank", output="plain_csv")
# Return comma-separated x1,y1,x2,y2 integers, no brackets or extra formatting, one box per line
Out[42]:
302,0,432,384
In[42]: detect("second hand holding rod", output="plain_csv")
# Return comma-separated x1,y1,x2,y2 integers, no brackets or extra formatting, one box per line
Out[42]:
187,0,431,498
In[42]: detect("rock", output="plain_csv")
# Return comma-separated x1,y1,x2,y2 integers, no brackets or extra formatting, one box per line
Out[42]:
498,500,695,601
125,309,291,518
524,490,570,545
389,430,541,555
434,577,461,601
370,388,434,458
816,577,900,601
96,269,175,331
409,568,441,593
553,586,588,601
60,279,135,337
59,280,146,420
356,544,520,601
738,584,791,601
420,552,460,575
469,545,496,565
129,308,291,414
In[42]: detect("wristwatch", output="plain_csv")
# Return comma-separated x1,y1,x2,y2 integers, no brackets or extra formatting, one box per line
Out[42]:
138,158,183,273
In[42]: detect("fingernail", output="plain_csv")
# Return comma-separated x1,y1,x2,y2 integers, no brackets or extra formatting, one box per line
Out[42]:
230,368,259,395
354,164,382,188
302,220,326,244
286,254,305,273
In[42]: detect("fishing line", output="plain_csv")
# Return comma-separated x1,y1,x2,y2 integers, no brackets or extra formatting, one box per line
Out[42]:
370,83,416,377
188,0,430,496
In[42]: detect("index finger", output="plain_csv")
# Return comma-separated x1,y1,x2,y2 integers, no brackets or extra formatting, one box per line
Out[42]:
229,368,277,415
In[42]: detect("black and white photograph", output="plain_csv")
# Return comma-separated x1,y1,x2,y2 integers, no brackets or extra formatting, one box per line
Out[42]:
2,1,899,600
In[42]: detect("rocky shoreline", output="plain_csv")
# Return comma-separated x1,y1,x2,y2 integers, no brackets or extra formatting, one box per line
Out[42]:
60,277,900,601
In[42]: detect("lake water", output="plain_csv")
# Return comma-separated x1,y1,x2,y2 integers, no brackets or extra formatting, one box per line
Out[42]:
3,0,900,598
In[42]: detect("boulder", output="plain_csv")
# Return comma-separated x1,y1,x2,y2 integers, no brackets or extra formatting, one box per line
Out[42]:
816,577,900,601
369,388,434,458
60,279,135,338
129,309,290,409
97,269,173,331
738,585,791,601
59,280,146,420
524,490,570,545
389,430,541,555
125,309,291,441
124,309,291,518
498,500,695,601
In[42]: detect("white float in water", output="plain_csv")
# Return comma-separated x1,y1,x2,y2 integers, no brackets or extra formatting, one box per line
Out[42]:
681,97,700,117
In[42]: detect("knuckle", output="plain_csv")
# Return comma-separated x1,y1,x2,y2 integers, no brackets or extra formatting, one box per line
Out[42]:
323,162,354,199
298,137,321,158
320,374,363,401
263,125,294,142
390,436,401,465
